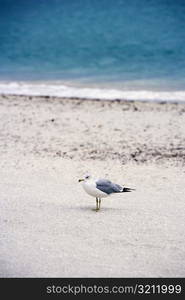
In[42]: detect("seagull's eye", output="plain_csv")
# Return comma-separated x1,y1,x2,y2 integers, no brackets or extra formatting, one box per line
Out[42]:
85,175,90,179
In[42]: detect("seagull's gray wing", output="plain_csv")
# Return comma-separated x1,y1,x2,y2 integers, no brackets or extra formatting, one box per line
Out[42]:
96,178,123,194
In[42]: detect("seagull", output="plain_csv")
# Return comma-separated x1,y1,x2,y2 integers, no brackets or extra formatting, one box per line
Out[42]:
78,174,134,211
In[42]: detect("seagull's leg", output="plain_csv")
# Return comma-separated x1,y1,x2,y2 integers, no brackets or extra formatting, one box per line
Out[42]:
96,197,99,211
99,198,101,210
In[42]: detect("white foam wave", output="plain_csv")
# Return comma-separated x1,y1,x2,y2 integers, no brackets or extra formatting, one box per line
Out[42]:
0,81,185,102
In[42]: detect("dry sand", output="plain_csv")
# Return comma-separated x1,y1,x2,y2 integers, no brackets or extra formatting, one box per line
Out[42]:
0,94,185,277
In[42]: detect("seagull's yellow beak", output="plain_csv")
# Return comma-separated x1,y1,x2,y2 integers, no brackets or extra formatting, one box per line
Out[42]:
78,178,84,182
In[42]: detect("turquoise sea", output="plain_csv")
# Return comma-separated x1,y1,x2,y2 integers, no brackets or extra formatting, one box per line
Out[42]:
0,0,185,101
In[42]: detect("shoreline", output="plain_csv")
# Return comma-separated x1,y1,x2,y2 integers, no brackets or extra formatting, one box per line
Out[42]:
1,92,185,107
1,78,185,102
2,92,185,104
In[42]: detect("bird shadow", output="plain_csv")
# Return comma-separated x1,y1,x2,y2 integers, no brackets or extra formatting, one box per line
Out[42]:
62,205,128,213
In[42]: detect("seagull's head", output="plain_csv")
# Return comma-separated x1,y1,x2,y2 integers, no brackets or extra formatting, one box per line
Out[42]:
78,174,92,182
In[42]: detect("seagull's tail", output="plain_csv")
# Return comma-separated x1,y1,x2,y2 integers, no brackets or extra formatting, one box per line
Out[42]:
122,187,135,192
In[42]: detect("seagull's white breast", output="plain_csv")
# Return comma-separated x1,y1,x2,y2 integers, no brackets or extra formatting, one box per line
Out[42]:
82,180,108,198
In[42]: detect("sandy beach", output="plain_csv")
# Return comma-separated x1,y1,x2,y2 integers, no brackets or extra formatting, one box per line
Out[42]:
0,94,185,277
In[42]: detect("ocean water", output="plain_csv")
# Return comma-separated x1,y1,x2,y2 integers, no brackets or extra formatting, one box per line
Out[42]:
0,0,185,101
